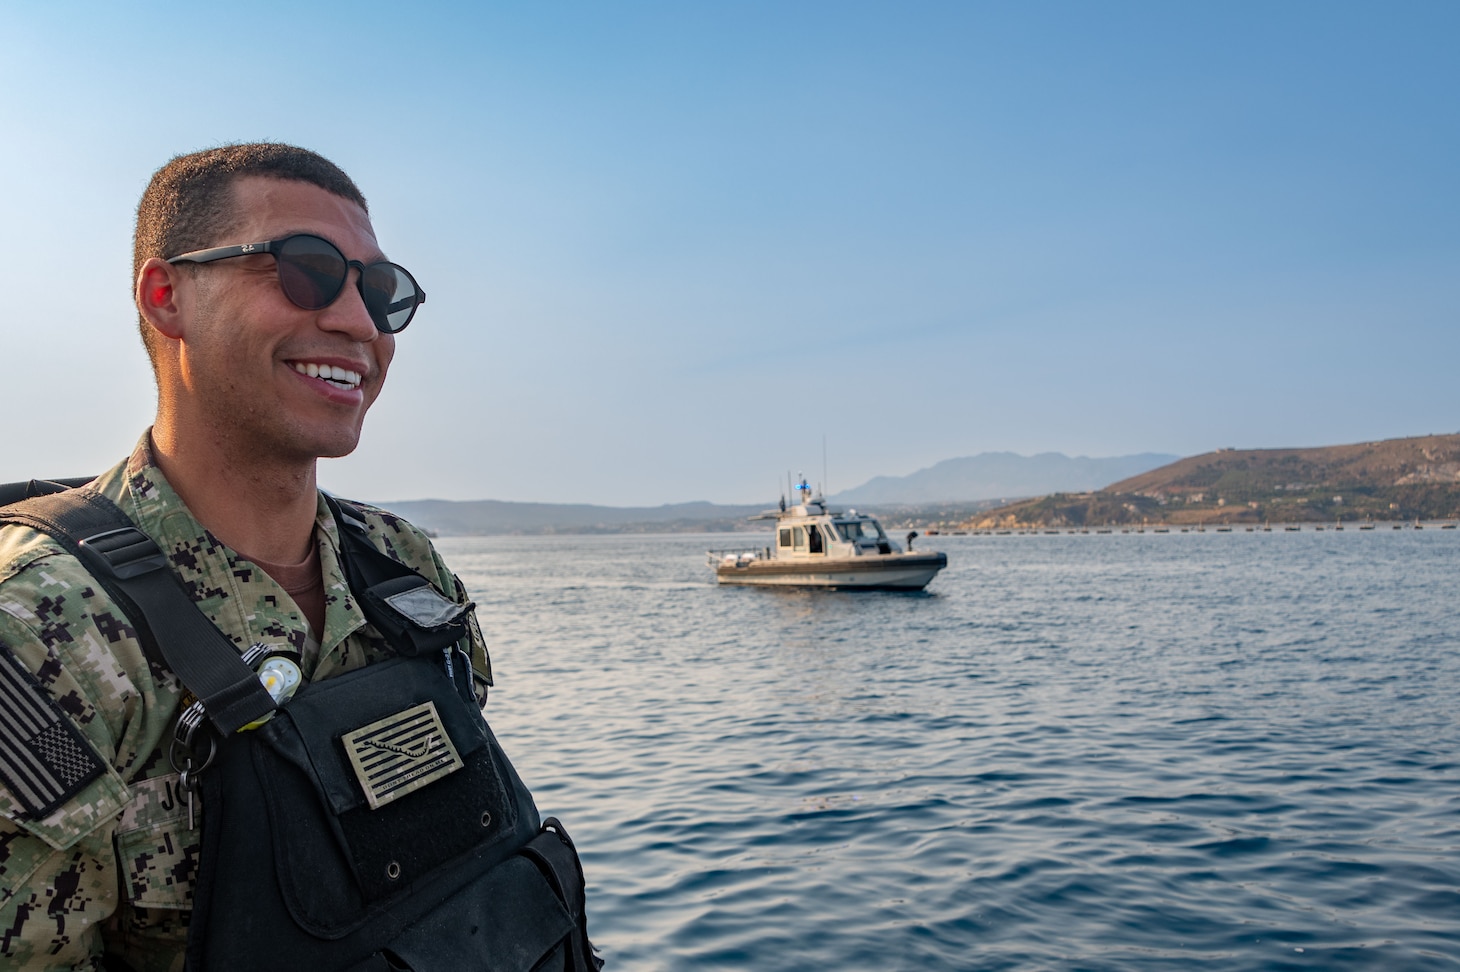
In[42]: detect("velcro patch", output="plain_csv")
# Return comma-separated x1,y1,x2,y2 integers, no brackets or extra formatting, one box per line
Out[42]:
341,701,463,810
0,644,106,818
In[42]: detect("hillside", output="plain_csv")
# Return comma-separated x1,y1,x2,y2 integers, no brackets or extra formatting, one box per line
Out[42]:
1107,434,1460,497
963,433,1460,528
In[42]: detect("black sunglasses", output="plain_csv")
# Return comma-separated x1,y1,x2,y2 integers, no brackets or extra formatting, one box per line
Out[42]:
167,234,425,334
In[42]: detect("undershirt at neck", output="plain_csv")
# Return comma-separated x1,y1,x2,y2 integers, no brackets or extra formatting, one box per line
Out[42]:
247,538,326,643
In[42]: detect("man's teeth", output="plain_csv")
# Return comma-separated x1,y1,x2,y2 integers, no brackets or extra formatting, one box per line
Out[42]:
293,362,361,389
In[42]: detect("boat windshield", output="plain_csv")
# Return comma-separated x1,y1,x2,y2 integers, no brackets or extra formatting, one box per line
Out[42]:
834,518,885,542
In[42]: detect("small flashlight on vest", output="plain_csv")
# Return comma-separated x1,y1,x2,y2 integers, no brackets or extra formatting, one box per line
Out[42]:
238,645,304,731
258,656,303,704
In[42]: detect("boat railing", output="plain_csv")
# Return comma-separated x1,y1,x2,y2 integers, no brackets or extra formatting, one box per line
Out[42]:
707,547,772,567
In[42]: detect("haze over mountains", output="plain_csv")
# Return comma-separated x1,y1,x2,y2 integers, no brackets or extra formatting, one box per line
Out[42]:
380,452,1177,535
829,453,1179,506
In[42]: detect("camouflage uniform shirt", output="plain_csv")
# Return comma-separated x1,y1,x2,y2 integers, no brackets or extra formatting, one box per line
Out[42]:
0,434,488,971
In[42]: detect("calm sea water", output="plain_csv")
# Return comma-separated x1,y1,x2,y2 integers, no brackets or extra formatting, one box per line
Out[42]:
439,530,1460,971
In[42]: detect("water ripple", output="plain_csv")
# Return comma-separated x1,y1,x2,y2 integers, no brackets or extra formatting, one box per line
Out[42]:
442,531,1460,970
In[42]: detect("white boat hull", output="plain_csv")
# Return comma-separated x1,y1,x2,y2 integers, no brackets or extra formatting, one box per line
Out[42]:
714,552,947,590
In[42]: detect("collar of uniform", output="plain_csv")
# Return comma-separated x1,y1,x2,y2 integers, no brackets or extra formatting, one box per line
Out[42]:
90,431,375,680
310,492,382,677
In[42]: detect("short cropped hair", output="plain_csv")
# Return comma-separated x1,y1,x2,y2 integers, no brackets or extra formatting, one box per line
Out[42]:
133,143,369,359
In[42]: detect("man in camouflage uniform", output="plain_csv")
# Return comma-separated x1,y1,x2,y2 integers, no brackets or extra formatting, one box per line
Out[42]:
0,144,488,970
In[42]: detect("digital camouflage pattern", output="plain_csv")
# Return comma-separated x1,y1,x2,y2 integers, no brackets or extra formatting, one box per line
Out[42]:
0,433,489,971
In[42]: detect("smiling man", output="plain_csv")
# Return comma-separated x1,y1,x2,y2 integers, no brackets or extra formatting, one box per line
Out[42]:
0,145,598,971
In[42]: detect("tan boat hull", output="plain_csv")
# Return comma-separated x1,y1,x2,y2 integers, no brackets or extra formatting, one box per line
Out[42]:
714,551,947,590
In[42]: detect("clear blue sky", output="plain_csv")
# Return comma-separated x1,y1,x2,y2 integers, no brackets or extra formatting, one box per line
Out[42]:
3,2,1455,505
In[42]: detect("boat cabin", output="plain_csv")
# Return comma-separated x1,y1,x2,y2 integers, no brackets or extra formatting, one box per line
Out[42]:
770,496,898,559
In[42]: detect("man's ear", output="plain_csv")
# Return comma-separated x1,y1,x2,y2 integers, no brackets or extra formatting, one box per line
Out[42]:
137,258,188,341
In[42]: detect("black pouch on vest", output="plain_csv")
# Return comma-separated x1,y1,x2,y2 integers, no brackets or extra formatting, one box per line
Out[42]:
188,656,579,971
360,575,471,659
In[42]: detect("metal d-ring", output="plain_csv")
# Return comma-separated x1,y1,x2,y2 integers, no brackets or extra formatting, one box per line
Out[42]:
168,719,219,778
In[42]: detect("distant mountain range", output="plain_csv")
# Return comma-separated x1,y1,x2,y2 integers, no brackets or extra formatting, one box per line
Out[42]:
829,452,1179,506
375,498,766,536
376,451,1179,535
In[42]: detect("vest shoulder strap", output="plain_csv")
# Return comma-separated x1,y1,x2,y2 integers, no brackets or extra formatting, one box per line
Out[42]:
0,487,276,735
0,477,96,507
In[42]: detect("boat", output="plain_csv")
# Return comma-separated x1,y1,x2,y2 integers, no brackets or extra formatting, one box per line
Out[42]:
708,480,947,590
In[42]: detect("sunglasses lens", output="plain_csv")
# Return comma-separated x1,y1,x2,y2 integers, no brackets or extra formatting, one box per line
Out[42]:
360,263,423,333
276,236,348,310
271,235,421,333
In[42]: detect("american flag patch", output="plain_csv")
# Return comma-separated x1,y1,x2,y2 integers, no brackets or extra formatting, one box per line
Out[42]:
342,701,463,810
0,646,106,818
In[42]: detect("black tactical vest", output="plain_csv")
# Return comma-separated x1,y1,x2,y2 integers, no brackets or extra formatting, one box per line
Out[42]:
0,483,601,971
188,653,597,971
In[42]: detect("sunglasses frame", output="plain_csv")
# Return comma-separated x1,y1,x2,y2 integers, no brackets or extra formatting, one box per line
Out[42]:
166,234,425,334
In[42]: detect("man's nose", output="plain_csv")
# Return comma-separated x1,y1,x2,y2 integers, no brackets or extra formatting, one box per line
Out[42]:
319,269,379,341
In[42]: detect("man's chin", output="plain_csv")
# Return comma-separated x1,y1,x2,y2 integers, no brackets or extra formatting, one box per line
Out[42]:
313,435,363,460
285,425,365,463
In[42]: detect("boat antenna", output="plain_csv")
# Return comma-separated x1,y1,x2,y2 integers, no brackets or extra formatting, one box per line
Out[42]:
823,433,829,498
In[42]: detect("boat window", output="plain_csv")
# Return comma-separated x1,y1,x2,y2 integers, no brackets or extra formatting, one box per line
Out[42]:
808,523,824,554
792,526,806,550
835,519,886,542
779,528,792,548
